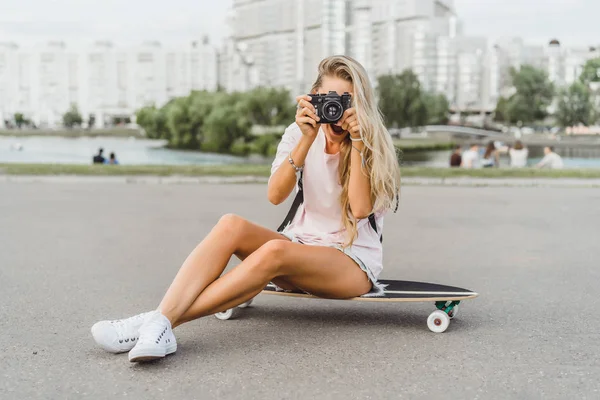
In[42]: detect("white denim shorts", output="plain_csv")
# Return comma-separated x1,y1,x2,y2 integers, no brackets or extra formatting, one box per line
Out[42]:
277,232,386,297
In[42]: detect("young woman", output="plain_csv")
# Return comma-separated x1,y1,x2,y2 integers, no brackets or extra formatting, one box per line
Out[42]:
509,140,529,168
481,140,499,168
91,55,401,363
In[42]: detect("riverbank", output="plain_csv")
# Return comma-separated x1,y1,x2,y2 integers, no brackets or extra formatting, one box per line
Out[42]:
2,163,600,179
393,139,455,152
0,132,453,165
0,128,145,138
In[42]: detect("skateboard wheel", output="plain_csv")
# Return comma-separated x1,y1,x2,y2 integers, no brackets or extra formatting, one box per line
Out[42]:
427,310,450,333
448,305,458,320
238,299,253,309
214,308,241,321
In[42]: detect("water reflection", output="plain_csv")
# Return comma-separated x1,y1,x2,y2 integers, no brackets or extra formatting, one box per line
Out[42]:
2,135,600,168
0,136,250,165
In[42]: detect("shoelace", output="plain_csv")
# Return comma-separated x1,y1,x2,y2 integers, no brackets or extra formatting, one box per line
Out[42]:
110,312,151,344
137,315,169,345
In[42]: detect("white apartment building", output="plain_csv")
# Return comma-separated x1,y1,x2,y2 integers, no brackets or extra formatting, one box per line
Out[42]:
0,39,218,128
563,45,599,85
487,38,600,110
3,1,599,128
0,43,20,127
219,0,349,94
370,0,456,91
454,36,487,111
220,0,456,94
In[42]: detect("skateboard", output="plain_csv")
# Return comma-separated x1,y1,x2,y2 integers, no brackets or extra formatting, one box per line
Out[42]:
214,280,478,333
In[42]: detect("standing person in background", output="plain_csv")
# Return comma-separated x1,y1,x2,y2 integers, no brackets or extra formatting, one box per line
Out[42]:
509,140,529,168
481,141,500,168
536,146,564,169
461,143,480,168
449,145,462,167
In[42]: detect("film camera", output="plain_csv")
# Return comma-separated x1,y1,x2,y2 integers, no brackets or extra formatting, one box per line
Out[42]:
309,91,352,124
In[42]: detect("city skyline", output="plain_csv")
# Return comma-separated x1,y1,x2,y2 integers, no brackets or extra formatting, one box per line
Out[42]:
1,0,598,47
1,0,598,128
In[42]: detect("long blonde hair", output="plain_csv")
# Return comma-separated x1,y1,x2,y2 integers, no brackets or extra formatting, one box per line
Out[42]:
311,55,401,245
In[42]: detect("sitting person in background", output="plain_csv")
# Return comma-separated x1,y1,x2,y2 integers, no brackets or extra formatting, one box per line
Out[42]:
461,143,480,168
508,140,529,168
449,145,462,167
106,152,119,165
536,146,564,169
481,141,499,168
92,148,105,164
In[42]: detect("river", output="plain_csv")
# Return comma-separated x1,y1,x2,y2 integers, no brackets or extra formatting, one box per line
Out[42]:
0,136,250,165
2,135,600,168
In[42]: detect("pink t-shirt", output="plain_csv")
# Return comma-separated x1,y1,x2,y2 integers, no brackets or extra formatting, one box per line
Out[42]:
270,123,385,279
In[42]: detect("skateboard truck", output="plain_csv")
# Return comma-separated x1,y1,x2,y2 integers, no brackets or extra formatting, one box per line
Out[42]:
436,300,460,317
214,282,477,334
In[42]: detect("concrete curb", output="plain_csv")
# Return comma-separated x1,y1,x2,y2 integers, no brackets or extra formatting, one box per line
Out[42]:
401,177,600,188
2,174,600,188
0,175,269,184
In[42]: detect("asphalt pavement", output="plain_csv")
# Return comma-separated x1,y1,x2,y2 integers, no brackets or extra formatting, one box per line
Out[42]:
1,181,599,399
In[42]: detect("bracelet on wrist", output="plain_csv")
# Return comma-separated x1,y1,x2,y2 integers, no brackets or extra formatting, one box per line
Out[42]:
349,135,363,142
351,144,366,168
288,152,304,172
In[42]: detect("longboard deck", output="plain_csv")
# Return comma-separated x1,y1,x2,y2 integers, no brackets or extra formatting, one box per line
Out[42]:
262,279,478,302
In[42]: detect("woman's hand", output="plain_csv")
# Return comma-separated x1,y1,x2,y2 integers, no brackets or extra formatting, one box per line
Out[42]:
337,108,361,139
295,95,320,138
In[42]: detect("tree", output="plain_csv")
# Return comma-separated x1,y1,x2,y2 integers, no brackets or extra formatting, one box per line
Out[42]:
555,81,594,128
579,58,600,124
494,97,509,122
133,88,297,153
505,95,532,125
377,70,428,128
165,97,200,149
188,90,223,145
136,107,157,137
136,106,168,139
505,65,554,124
243,87,295,126
579,58,600,84
203,94,252,153
63,104,83,128
422,92,449,125
14,113,26,129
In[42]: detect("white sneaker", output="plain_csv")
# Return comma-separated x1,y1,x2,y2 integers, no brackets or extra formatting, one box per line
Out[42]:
91,311,154,353
128,311,177,362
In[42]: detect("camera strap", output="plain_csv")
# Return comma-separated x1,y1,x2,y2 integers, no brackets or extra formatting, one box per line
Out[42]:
276,171,383,243
276,170,305,233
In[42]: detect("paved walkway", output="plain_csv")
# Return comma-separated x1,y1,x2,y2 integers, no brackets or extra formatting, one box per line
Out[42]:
1,182,599,399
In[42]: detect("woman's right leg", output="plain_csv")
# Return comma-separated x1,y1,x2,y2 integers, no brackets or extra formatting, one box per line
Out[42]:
92,214,293,354
157,214,292,325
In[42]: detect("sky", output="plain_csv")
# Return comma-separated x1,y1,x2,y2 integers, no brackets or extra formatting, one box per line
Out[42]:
0,0,597,47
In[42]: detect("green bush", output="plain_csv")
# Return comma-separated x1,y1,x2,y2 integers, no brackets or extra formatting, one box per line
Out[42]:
230,140,251,156
200,141,221,153
248,134,282,157
134,88,294,155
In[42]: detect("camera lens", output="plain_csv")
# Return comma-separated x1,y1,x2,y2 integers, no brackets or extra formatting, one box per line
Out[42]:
323,101,342,121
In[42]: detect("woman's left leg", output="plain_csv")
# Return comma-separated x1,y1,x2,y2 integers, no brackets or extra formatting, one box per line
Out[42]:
173,239,371,327
128,239,370,361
